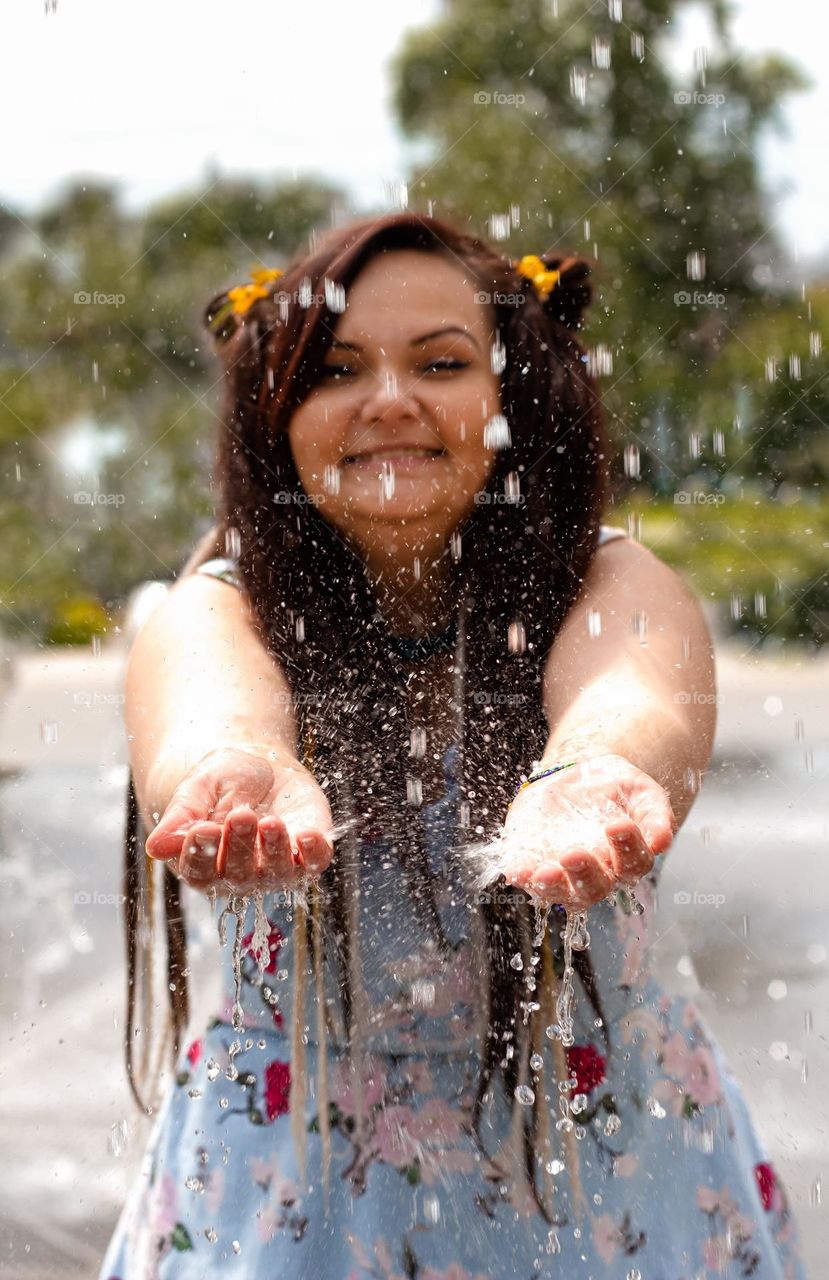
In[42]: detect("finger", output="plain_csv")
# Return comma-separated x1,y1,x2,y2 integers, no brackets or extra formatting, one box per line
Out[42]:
524,859,572,901
218,806,259,885
606,819,654,883
256,817,295,885
179,823,222,889
557,849,616,905
295,831,333,877
623,778,677,854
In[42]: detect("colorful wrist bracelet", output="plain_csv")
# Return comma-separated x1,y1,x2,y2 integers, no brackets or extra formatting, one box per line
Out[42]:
513,760,576,797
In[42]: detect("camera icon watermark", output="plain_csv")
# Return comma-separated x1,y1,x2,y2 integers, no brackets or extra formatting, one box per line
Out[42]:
473,91,526,107
674,90,726,108
473,290,527,306
72,691,125,708
674,691,724,706
471,690,527,706
674,490,726,506
74,290,126,307
673,290,726,309
273,490,326,506
473,490,525,505
73,491,126,507
673,889,726,908
74,889,127,906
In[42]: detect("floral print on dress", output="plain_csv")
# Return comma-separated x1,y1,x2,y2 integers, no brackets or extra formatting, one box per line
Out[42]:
98,706,809,1279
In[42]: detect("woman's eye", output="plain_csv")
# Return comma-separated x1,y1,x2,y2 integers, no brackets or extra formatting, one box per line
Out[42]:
427,359,469,372
320,358,469,381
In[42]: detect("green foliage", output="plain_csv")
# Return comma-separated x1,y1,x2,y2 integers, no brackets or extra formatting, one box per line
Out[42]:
0,0,824,648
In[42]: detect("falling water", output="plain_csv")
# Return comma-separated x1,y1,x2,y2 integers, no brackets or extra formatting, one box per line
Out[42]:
550,908,590,1049
217,890,271,1079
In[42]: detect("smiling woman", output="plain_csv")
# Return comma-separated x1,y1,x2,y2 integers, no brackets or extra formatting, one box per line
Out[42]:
99,211,808,1280
285,249,502,631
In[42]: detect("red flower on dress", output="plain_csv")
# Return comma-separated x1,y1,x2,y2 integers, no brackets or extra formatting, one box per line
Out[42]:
241,923,285,974
264,1060,291,1121
754,1161,777,1211
186,1038,203,1067
272,1007,284,1030
566,1043,607,1094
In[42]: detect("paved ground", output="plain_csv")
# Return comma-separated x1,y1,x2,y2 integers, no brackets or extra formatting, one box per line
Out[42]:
0,638,826,1277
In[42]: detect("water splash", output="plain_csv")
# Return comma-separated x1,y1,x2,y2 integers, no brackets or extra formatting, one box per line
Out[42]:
217,889,273,1078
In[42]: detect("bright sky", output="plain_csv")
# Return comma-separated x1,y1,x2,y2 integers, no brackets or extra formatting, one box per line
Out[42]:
3,0,827,265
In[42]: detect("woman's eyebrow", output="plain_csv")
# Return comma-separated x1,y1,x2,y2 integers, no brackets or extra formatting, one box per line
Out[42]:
328,326,481,353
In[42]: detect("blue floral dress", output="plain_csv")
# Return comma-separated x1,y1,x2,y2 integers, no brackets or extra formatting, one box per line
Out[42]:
98,529,809,1280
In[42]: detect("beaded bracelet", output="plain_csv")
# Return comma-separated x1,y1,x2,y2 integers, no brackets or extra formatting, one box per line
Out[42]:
513,760,576,798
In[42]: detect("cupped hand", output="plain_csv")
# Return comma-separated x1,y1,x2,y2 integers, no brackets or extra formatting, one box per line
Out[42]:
145,746,335,896
499,754,677,911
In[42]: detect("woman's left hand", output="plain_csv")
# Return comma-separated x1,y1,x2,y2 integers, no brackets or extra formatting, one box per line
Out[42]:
498,754,677,911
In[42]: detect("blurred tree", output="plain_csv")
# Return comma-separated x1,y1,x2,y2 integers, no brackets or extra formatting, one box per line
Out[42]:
0,174,347,641
390,0,810,495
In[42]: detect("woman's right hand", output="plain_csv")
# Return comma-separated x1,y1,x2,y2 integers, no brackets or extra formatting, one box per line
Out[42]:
144,746,335,895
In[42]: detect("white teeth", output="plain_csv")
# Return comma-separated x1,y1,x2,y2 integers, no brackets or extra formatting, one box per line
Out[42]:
346,449,443,462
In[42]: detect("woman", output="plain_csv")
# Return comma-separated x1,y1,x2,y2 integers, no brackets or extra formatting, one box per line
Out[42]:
100,213,807,1277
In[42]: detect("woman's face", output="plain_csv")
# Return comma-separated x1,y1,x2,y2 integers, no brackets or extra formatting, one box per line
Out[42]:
287,248,502,562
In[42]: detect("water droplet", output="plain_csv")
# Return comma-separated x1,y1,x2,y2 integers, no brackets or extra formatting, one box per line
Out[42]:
646,1097,666,1118
686,251,706,281
483,414,511,449
515,1084,535,1106
767,980,787,1001
530,1052,544,1071
508,619,526,654
592,36,611,69
623,442,640,479
107,1119,128,1157
569,65,587,105
510,952,524,970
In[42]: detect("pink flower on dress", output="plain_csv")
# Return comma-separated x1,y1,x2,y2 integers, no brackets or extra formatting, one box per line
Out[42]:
264,1060,291,1121
621,1007,663,1057
566,1043,607,1094
755,1161,779,1212
185,1038,203,1068
151,1171,179,1238
331,1055,388,1119
422,1268,489,1280
591,1212,623,1264
662,1032,722,1107
372,1104,419,1168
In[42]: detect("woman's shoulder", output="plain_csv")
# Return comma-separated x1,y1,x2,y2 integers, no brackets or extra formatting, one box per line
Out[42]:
193,533,627,583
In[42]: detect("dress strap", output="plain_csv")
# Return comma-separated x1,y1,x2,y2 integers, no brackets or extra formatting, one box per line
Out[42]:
597,524,627,546
194,557,244,588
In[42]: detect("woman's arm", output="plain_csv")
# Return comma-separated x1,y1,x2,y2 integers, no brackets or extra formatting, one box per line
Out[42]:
125,572,301,827
540,536,716,827
497,537,716,910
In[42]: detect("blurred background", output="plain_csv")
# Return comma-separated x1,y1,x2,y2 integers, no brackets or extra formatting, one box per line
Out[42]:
0,0,826,1275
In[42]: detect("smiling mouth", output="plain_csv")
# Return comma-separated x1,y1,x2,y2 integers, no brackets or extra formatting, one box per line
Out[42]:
341,448,448,464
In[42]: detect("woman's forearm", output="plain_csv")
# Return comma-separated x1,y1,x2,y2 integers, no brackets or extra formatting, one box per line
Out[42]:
125,571,302,827
539,667,701,825
539,539,717,829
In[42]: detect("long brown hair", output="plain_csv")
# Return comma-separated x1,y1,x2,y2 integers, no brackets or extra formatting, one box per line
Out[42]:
123,211,610,1216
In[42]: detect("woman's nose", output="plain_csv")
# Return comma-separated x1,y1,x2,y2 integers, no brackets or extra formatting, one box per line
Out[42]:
358,369,421,421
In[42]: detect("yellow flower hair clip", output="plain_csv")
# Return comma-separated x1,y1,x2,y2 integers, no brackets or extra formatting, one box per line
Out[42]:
227,266,285,316
514,254,561,301
207,265,285,339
